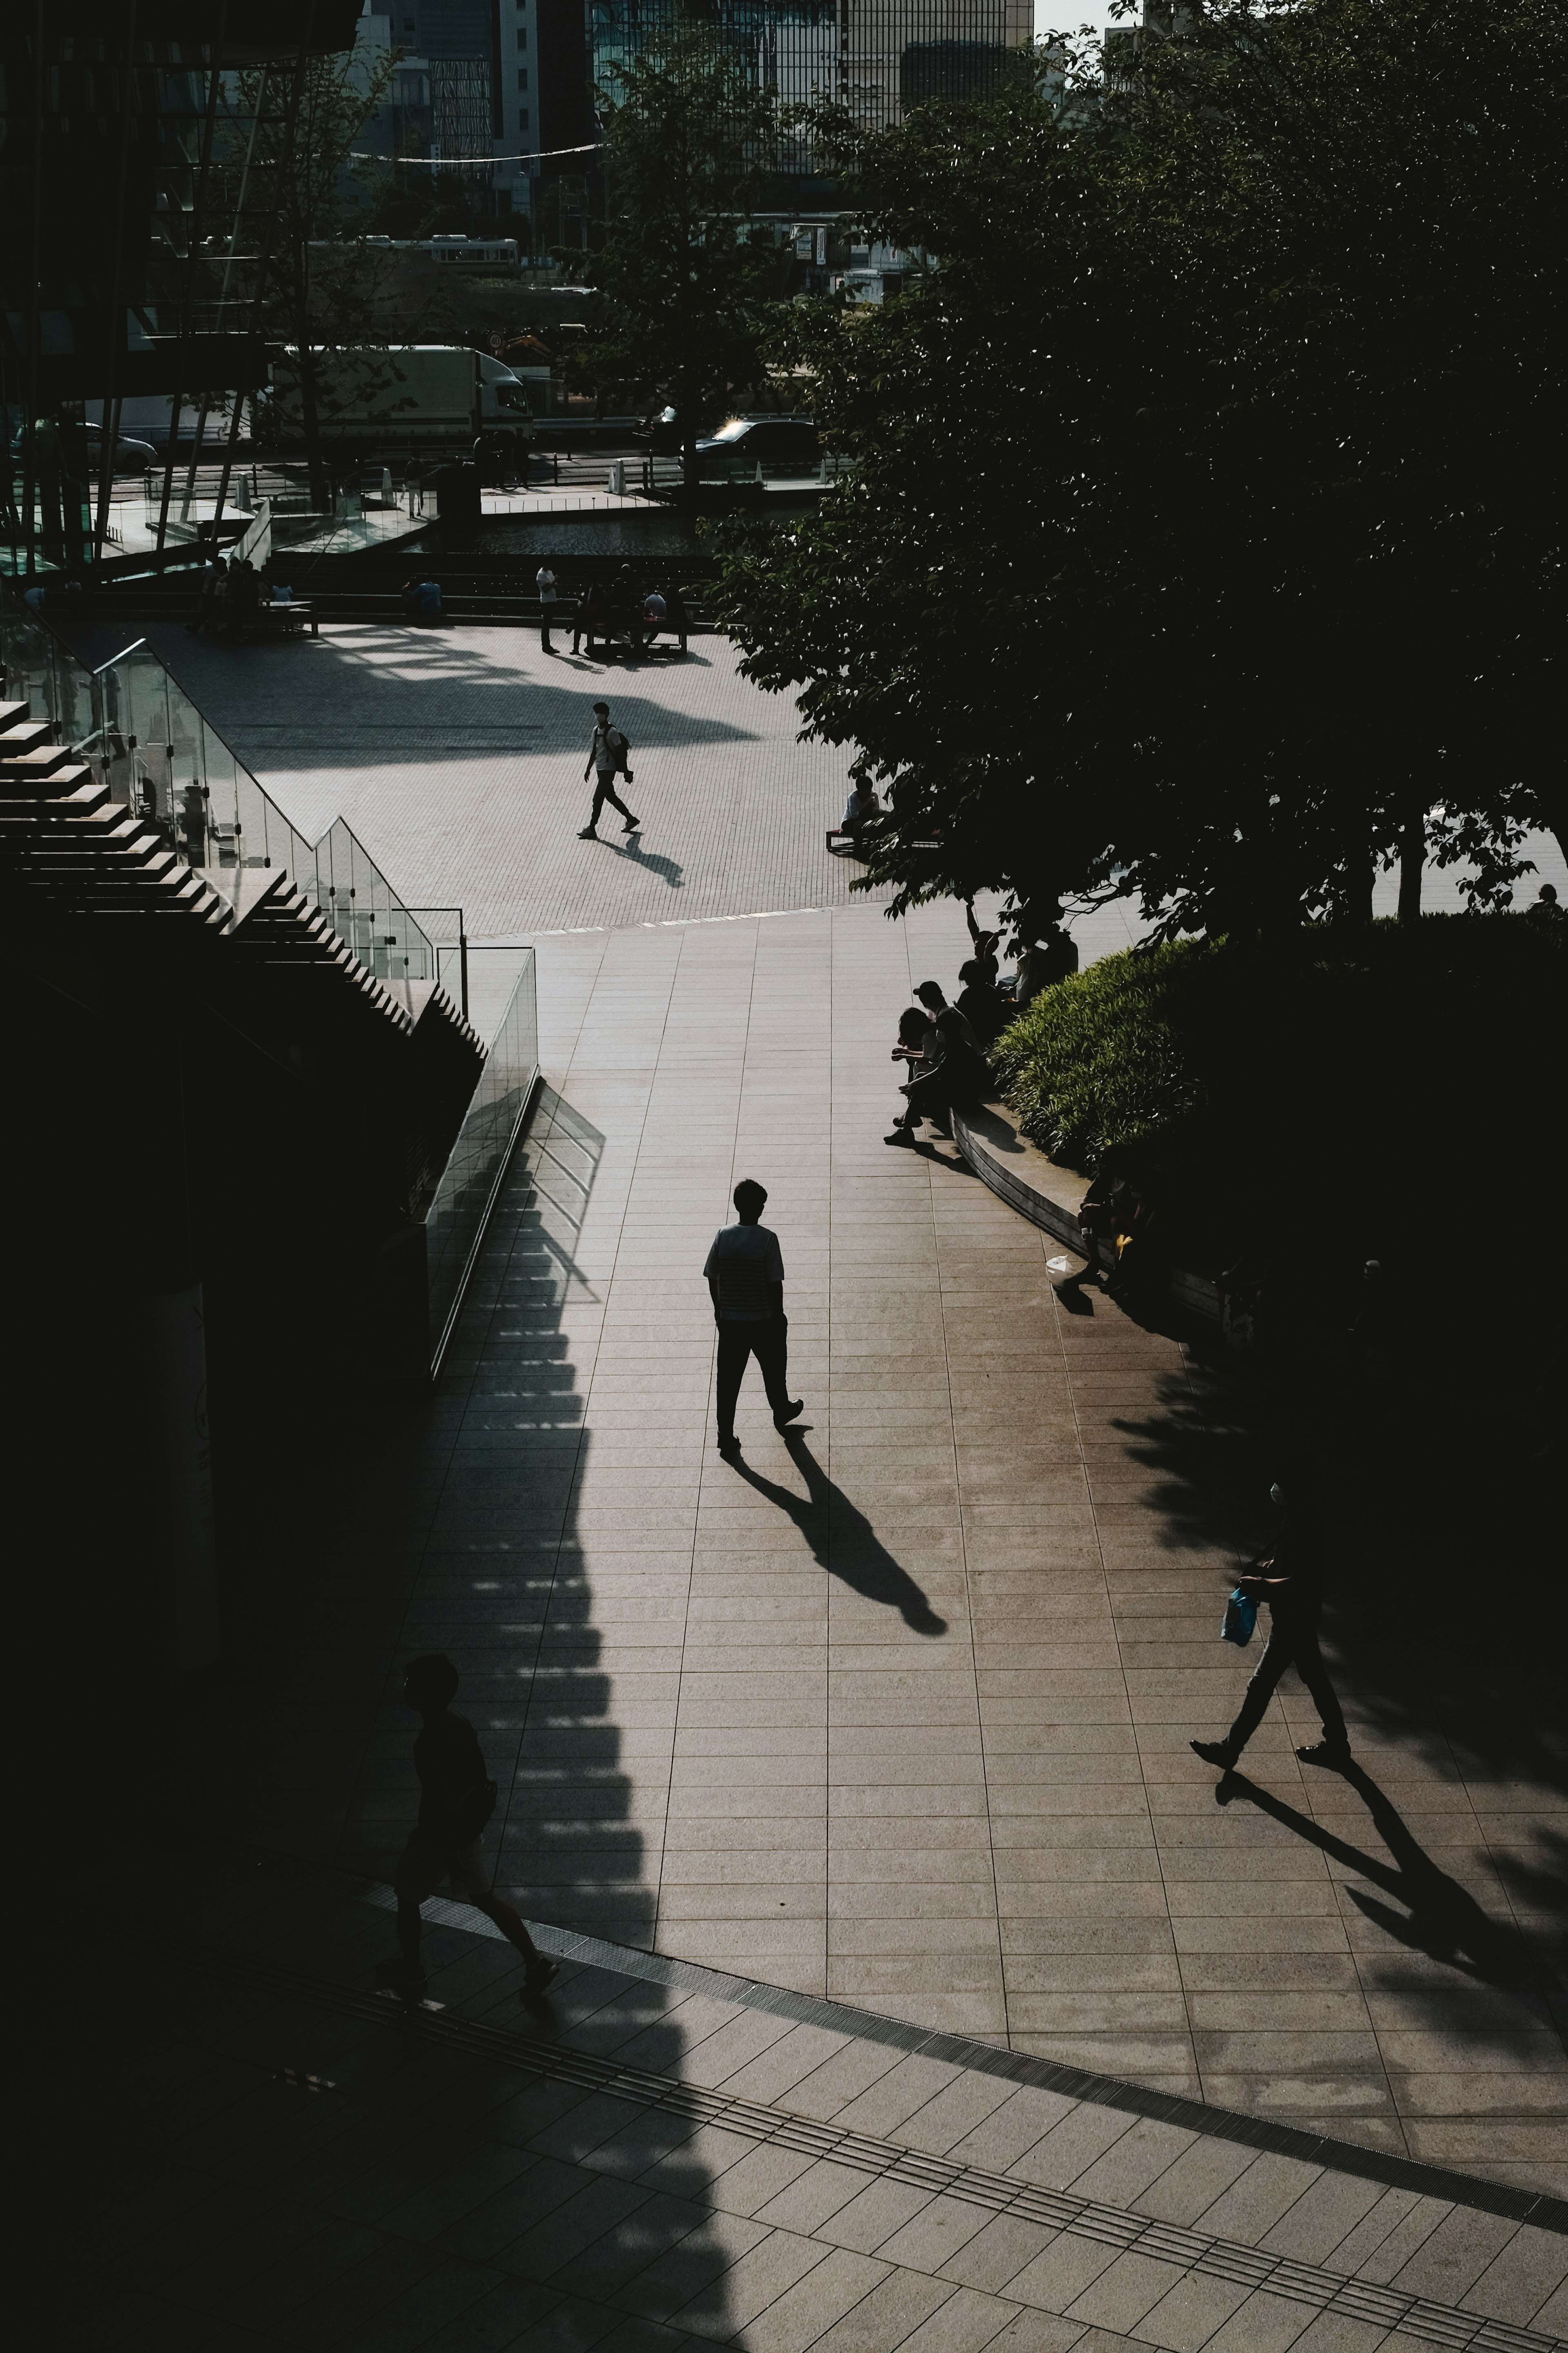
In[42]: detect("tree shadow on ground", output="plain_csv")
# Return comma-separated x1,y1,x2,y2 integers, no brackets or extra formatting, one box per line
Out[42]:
143,622,761,763
721,1434,948,1634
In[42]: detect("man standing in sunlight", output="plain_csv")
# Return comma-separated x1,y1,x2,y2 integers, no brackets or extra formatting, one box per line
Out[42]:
704,1179,804,1457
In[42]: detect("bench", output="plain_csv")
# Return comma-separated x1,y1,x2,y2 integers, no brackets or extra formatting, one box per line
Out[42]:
251,600,318,638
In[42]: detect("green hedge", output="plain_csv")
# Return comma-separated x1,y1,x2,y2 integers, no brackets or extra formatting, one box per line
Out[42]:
989,913,1567,1272
989,938,1213,1169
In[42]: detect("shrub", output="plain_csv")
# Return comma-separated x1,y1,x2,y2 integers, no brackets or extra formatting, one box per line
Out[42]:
990,939,1214,1169
989,913,1567,1276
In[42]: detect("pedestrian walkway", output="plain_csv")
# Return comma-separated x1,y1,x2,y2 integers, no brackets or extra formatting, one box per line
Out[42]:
86,1853,1565,2351
143,621,1566,946
205,902,1566,2210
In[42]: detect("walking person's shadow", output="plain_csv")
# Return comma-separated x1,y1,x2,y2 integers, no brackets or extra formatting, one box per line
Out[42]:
723,1433,947,1635
1218,1761,1529,1985
615,831,684,890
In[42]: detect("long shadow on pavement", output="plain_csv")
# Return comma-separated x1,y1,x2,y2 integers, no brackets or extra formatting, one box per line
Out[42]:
722,1434,948,1635
1217,1764,1532,1986
110,1086,749,2347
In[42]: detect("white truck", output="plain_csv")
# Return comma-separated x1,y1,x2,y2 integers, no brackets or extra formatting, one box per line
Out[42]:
265,345,535,466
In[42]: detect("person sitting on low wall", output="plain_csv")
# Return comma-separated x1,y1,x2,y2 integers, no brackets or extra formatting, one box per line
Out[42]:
888,981,989,1145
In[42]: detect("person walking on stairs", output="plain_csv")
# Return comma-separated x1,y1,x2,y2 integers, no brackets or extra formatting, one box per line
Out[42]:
376,1653,559,2003
1192,1478,1352,1775
705,1179,803,1457
579,700,638,838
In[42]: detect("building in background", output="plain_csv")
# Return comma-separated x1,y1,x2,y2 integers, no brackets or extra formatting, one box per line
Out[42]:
0,0,364,576
530,0,1031,283
352,0,545,242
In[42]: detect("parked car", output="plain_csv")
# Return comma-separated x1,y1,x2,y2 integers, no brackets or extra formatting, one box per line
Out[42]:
8,423,158,472
693,415,820,478
86,424,159,471
637,405,685,453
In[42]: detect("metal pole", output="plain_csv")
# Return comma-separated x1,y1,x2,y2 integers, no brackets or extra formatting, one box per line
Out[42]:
94,0,142,567
22,0,45,578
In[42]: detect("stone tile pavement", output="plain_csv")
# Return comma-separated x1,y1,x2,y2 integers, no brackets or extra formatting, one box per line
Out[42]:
206,901,1567,2201
85,1853,1565,2351
145,621,1566,948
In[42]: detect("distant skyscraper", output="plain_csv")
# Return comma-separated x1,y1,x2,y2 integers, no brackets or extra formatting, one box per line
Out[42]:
581,0,1031,138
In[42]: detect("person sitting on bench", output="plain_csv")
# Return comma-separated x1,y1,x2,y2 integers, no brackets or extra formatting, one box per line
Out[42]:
837,778,880,849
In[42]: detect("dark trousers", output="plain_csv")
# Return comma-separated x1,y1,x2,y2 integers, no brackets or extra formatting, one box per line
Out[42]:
540,607,554,647
590,774,635,828
716,1315,790,1438
1228,1600,1347,1753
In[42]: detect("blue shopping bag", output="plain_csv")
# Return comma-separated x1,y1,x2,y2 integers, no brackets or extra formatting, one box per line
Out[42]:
1221,1588,1258,1646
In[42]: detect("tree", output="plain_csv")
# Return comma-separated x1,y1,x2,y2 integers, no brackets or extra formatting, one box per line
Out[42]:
220,45,406,509
555,29,787,492
714,0,1567,937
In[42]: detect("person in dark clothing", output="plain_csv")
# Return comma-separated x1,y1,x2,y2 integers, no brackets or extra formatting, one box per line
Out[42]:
1191,1481,1351,1773
964,903,1002,985
705,1178,802,1456
572,580,600,654
888,981,989,1143
579,701,639,837
1071,1157,1127,1285
955,957,1010,1046
377,1653,559,2001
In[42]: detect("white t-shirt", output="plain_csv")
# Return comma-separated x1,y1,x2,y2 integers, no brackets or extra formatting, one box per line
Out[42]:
537,567,557,603
843,787,878,825
703,1222,784,1321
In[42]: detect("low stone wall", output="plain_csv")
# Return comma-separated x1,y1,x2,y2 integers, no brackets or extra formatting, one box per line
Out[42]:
953,1097,1222,1328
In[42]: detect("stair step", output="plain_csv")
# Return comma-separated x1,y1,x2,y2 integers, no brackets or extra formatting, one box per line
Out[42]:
0,720,51,753
0,744,74,778
0,700,28,729
0,763,94,801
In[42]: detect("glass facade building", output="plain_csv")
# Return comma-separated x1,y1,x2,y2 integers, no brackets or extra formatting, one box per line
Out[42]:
583,0,1032,142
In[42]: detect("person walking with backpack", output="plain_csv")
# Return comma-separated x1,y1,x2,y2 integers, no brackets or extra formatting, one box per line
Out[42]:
579,700,639,838
376,1653,558,2002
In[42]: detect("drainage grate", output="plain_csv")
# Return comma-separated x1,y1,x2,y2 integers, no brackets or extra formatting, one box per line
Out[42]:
183,1946,1564,2353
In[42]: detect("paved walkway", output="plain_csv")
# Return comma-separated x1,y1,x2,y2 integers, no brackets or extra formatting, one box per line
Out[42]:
85,1855,1563,2352
147,624,1562,948
211,902,1565,2208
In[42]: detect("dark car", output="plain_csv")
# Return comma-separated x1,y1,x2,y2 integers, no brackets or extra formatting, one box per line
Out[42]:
693,415,820,479
638,405,685,453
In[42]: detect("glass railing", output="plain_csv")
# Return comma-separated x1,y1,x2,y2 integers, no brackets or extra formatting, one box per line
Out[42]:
423,948,540,1375
408,905,468,1015
0,588,438,984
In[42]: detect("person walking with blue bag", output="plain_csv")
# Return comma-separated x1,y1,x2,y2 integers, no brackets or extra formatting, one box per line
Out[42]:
1192,1479,1350,1773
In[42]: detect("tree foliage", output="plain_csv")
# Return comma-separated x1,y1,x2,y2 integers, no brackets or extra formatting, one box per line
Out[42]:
555,29,786,486
715,0,1567,934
